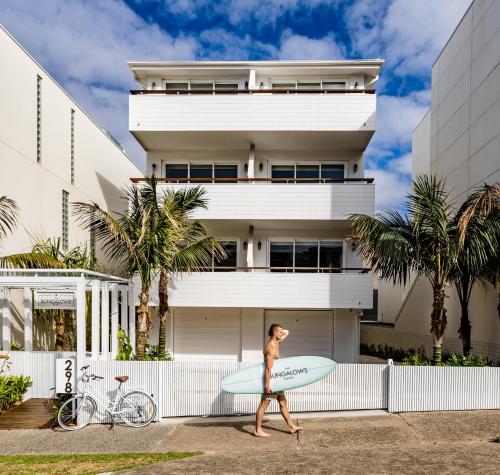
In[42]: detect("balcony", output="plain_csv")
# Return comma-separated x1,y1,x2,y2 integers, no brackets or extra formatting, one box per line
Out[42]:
129,88,376,150
131,178,375,221
138,268,373,309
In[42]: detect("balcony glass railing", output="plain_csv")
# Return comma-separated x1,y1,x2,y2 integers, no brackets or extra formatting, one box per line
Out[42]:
130,88,375,95
192,266,370,273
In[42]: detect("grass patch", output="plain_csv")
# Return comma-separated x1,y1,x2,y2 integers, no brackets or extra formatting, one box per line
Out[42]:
493,435,500,443
0,452,201,475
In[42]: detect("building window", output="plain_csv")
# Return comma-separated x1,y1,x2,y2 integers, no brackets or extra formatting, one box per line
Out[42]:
62,190,69,250
271,80,346,90
163,81,240,91
214,241,238,271
71,109,75,184
37,75,42,163
270,240,343,272
165,163,238,182
271,163,345,181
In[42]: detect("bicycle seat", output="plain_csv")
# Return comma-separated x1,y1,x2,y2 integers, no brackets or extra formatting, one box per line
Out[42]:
115,376,129,383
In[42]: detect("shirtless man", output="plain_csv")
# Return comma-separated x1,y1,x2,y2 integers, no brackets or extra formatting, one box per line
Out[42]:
254,323,303,437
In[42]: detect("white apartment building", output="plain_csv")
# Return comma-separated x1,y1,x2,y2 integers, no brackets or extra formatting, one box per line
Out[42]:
367,0,500,361
128,59,383,363
0,26,141,349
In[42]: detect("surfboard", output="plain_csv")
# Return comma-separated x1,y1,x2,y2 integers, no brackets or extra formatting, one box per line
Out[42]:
221,356,337,394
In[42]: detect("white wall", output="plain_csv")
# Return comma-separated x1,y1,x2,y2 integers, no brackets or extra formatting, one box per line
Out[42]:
412,110,431,177
0,26,141,260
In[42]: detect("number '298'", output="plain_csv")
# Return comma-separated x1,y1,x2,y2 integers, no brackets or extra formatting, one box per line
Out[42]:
64,359,72,393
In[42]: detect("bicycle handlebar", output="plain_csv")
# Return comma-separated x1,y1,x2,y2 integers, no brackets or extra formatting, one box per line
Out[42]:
80,365,89,371
94,375,104,380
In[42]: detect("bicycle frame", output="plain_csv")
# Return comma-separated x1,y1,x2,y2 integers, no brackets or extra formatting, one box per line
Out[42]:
76,371,143,420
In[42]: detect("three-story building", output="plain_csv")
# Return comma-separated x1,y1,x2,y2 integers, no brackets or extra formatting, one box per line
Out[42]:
128,60,383,363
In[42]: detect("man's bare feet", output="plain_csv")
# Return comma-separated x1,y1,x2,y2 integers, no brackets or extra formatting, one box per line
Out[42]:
289,425,303,434
254,429,271,437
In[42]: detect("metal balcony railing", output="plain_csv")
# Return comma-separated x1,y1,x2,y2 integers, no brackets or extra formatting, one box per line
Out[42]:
130,88,375,95
130,177,374,184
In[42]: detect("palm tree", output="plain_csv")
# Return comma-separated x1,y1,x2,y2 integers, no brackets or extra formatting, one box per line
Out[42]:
0,196,19,244
1,238,98,350
350,175,462,364
452,184,500,354
148,185,225,360
73,182,164,360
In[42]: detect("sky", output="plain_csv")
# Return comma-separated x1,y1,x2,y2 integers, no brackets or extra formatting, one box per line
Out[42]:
0,0,471,210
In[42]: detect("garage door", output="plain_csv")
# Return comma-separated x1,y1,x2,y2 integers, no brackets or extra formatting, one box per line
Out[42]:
173,308,241,360
264,310,333,358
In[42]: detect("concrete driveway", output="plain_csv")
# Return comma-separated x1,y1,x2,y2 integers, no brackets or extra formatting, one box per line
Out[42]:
1,410,499,474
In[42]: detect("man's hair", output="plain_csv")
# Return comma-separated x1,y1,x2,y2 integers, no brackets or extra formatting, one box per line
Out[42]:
268,323,282,337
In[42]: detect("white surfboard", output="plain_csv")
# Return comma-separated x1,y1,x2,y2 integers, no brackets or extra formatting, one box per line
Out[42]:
221,356,337,394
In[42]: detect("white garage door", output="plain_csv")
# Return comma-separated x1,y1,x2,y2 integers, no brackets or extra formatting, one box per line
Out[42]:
264,310,334,358
173,308,241,360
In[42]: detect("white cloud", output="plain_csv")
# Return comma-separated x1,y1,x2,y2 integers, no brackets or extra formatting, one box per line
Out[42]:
348,0,471,76
278,30,344,59
390,153,412,175
366,167,410,212
0,0,198,169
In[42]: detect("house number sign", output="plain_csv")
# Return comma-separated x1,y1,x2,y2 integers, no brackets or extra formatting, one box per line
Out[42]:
56,357,76,394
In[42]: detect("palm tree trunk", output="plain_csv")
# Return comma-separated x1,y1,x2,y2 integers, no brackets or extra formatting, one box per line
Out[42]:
55,309,65,351
136,284,150,360
158,268,169,360
430,285,447,364
459,300,471,356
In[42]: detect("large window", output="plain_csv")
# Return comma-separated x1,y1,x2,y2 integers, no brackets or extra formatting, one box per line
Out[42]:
270,240,343,272
165,163,238,182
271,163,345,181
163,81,240,91
214,241,238,271
271,80,346,90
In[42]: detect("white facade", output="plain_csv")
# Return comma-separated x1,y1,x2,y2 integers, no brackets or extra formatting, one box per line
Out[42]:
373,0,500,361
0,26,141,349
129,59,383,363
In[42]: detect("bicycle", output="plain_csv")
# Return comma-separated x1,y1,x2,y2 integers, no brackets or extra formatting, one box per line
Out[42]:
57,365,157,430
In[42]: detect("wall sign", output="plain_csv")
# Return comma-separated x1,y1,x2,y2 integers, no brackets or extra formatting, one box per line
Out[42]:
56,357,76,394
34,291,76,309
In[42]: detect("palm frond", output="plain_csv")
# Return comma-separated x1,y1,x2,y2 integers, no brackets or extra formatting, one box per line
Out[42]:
0,196,19,241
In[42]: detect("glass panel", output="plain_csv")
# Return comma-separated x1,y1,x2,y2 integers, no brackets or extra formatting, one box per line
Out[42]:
321,164,345,181
165,164,188,182
322,81,346,90
215,241,237,271
297,82,321,89
271,165,295,181
214,164,238,180
296,164,320,182
294,241,318,272
190,164,213,182
320,242,343,273
214,83,239,90
164,82,189,90
190,83,213,90
270,242,293,272
272,82,296,89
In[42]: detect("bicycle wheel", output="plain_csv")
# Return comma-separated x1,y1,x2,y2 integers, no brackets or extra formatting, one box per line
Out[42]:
58,395,96,430
118,391,157,428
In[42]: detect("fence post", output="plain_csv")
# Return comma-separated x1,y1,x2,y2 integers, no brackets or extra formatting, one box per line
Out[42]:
387,359,393,413
23,287,33,351
157,362,163,421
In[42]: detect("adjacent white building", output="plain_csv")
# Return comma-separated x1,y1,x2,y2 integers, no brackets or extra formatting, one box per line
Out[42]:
128,59,383,363
368,0,500,361
0,26,141,349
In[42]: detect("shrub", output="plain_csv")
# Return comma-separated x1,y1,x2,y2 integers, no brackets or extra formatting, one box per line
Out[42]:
132,344,173,361
116,328,134,361
360,343,427,362
0,375,32,413
401,353,431,366
443,353,490,367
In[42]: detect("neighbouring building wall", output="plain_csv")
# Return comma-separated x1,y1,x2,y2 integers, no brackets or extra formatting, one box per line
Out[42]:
371,0,500,361
412,110,431,177
0,26,141,261
0,26,142,350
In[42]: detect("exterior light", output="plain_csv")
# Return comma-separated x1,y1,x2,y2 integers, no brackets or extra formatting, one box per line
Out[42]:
244,163,248,172
152,81,156,88
152,163,157,175
259,163,263,172
243,241,248,250
353,163,358,173
258,241,262,250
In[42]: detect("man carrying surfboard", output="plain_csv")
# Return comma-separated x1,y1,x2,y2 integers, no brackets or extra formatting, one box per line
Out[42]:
255,323,303,437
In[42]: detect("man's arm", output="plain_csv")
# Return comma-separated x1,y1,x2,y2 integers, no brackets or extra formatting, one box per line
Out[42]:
264,351,274,394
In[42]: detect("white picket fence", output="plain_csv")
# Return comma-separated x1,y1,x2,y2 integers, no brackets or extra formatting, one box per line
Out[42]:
4,351,500,417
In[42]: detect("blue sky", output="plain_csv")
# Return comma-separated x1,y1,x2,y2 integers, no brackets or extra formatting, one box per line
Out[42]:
1,0,471,210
